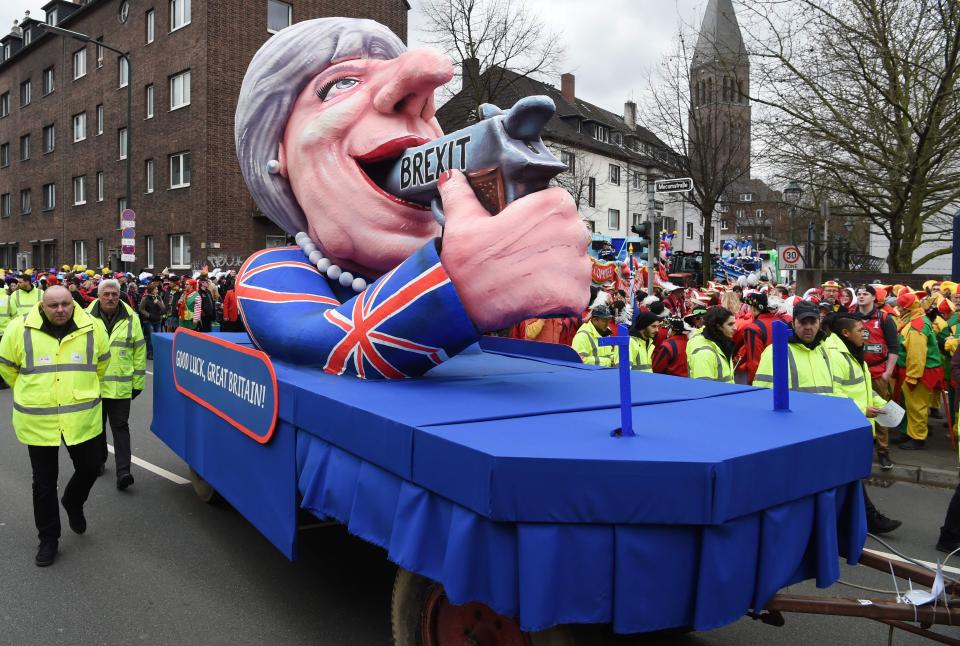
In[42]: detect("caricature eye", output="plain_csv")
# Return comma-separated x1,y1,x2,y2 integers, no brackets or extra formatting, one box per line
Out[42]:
317,77,361,102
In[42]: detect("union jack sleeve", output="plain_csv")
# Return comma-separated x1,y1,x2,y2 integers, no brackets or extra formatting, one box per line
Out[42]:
235,242,479,379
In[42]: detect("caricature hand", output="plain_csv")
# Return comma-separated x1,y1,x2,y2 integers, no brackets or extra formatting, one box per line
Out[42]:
438,170,591,332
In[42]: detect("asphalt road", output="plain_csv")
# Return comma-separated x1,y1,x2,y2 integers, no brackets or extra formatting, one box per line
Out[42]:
0,363,958,645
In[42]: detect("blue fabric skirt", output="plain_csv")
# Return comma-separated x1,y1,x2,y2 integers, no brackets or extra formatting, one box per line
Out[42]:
297,432,866,634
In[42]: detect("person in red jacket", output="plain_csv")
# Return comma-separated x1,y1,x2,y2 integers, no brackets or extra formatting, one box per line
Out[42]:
220,277,242,332
739,292,778,385
652,317,689,377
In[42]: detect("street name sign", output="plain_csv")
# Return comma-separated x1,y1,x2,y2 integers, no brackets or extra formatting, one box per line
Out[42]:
778,245,804,270
654,178,693,193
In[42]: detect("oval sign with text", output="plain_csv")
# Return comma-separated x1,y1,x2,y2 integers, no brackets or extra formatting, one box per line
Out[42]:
171,328,278,444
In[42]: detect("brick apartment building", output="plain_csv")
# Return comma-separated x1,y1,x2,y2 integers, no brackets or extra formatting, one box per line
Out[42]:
0,0,407,274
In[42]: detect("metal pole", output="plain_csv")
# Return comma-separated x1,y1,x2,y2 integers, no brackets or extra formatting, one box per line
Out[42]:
953,208,960,281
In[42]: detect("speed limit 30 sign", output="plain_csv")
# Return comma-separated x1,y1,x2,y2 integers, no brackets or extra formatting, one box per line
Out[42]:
779,245,804,270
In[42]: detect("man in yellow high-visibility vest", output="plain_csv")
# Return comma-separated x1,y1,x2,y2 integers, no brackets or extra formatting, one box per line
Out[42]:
0,285,110,567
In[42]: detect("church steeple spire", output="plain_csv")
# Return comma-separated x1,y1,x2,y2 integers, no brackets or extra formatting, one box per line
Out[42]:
693,0,748,68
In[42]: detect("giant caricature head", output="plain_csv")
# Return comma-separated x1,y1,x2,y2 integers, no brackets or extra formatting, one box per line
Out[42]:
236,18,452,279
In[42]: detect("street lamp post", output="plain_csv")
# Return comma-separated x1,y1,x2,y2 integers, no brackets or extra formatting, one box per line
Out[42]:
782,179,802,282
40,24,131,267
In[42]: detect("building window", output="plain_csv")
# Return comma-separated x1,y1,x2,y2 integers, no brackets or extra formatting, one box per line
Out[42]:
145,159,155,193
736,209,744,218
0,193,10,217
267,0,292,33
96,37,103,68
265,235,287,248
42,67,54,95
73,112,86,142
145,84,154,118
97,171,104,201
170,0,191,31
46,9,57,25
23,28,32,46
73,176,86,205
118,197,127,215
146,10,155,43
739,193,753,202
43,183,56,210
169,151,191,188
632,213,643,227
608,209,620,230
20,189,31,215
588,177,596,208
74,240,87,267
118,56,129,88
559,150,575,175
609,164,620,186
169,70,191,110
755,208,764,218
632,172,643,190
146,235,155,267
721,219,729,230
96,104,104,135
170,233,191,268
594,124,608,143
97,239,105,266
40,125,55,154
20,134,30,161
0,143,8,167
20,80,31,107
686,222,694,239
119,128,128,159
0,92,8,117
73,48,87,80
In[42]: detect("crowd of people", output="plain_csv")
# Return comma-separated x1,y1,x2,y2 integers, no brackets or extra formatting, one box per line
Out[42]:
0,264,242,567
519,275,960,546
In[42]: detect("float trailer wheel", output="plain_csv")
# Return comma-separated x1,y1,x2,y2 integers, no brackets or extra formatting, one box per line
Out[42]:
391,568,574,646
188,467,222,504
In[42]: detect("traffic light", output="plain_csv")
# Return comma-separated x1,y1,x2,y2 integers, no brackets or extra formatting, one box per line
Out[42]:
631,222,651,238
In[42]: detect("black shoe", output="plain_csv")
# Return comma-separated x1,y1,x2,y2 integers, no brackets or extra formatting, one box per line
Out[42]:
61,498,86,535
35,540,58,567
878,454,894,470
936,540,960,554
117,473,134,491
889,434,910,445
899,439,926,450
868,513,902,535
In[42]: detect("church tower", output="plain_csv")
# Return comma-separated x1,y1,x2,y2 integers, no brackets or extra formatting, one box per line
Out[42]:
689,0,751,180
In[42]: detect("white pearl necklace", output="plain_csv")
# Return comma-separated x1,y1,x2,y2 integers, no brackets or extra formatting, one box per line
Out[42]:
294,232,368,293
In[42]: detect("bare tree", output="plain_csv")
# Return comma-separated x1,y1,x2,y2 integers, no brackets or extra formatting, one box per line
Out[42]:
418,0,565,106
741,0,960,272
640,31,753,284
549,147,601,211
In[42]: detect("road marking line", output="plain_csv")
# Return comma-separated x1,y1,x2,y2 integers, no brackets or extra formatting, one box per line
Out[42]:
107,444,189,485
863,547,960,576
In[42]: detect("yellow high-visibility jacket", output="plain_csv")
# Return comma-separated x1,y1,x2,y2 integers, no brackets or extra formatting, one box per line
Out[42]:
826,339,886,435
686,333,734,383
571,321,618,367
629,336,654,372
0,291,12,336
9,286,42,317
754,336,834,395
0,303,110,446
87,300,146,398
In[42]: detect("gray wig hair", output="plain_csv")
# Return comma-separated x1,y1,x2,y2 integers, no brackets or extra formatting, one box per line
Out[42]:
235,18,406,235
98,279,121,295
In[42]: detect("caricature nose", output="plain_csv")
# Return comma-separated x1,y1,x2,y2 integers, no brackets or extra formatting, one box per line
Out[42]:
373,49,453,120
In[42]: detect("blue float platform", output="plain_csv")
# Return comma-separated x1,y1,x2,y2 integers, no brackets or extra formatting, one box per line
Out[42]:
151,333,871,634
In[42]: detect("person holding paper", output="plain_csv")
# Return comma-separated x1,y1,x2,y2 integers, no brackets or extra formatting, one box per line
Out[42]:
825,314,902,534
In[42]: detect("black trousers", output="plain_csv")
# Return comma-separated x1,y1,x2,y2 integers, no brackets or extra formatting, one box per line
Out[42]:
940,483,960,545
27,435,102,542
99,398,132,477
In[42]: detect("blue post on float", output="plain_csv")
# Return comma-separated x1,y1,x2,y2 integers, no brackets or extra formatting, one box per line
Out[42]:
599,324,635,437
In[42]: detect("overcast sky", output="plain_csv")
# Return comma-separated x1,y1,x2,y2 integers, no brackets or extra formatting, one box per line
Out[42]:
1,0,709,109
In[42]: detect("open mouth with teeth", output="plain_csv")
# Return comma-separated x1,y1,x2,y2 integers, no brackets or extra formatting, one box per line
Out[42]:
354,135,431,209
